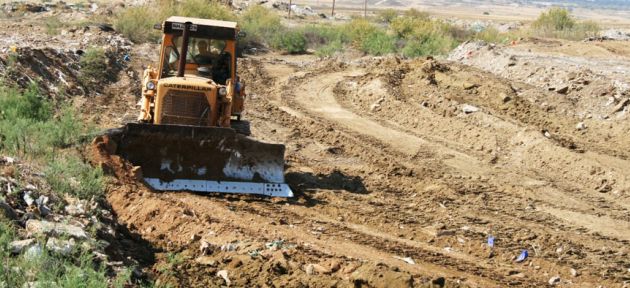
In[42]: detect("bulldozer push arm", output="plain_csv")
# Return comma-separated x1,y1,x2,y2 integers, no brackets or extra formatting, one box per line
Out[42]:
109,124,293,197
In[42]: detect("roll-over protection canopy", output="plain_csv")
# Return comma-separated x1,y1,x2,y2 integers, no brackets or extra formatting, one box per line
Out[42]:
163,16,238,40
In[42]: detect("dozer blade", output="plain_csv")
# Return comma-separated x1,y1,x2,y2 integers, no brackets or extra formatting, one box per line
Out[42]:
112,123,293,197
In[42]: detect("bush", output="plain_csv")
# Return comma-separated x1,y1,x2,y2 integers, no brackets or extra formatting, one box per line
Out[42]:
0,86,91,157
115,0,236,44
361,30,396,55
175,0,235,21
79,48,109,86
377,9,398,23
272,31,307,54
239,5,283,48
114,6,161,43
46,155,105,200
532,7,575,32
474,27,519,44
316,40,343,57
300,24,349,47
531,8,599,40
344,19,379,46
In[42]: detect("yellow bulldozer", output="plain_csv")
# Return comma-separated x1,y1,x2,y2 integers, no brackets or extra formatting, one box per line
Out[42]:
106,16,293,197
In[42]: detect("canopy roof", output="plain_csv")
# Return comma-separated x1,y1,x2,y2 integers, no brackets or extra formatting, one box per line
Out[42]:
163,16,238,40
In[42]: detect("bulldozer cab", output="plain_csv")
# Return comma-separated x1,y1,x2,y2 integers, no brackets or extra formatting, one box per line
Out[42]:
157,17,238,85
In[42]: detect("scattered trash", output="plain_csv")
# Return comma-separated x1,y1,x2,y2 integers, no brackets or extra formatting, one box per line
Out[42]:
393,256,415,265
462,104,480,114
548,276,561,285
23,192,34,206
247,250,261,258
515,250,528,263
217,270,231,286
123,54,130,62
575,122,586,130
220,243,238,252
487,235,495,248
265,239,284,250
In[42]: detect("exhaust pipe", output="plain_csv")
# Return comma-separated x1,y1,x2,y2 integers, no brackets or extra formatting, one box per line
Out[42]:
177,22,192,77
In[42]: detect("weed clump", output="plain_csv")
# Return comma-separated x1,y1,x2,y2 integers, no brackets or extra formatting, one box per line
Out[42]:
273,30,308,54
79,47,109,86
531,7,599,40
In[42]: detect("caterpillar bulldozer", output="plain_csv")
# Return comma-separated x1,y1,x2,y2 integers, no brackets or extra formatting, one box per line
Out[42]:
103,16,292,197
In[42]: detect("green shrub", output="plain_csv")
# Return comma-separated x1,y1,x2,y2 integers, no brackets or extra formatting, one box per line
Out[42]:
272,31,307,54
175,0,236,21
79,48,108,86
532,7,575,32
46,155,105,200
115,0,236,44
0,83,51,122
44,16,65,35
377,8,398,23
474,27,519,44
361,30,396,55
531,8,599,40
300,24,349,47
403,8,430,19
239,5,283,47
316,40,343,57
345,18,379,46
114,6,161,43
0,86,90,157
0,221,128,288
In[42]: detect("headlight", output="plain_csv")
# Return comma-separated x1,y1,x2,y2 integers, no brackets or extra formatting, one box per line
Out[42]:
218,87,227,96
146,81,156,90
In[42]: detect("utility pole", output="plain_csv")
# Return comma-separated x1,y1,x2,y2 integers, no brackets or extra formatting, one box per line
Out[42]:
363,0,367,18
288,0,292,19
331,0,335,17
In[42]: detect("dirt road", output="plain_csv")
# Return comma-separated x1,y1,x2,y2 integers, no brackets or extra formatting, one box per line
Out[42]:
90,39,630,287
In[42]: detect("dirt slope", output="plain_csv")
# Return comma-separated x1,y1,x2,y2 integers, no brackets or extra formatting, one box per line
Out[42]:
90,45,630,287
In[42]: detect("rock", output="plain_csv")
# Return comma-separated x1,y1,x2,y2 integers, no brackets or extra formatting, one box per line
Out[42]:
24,244,43,260
611,98,629,113
462,104,480,114
195,256,217,266
393,256,415,264
570,268,579,277
64,204,85,216
423,225,456,237
555,86,569,94
216,270,231,286
46,238,75,255
10,239,36,254
548,276,561,285
370,103,381,112
190,233,201,242
576,122,586,130
432,277,446,287
199,240,213,255
304,263,315,275
328,259,342,272
0,201,17,220
220,243,238,252
26,220,88,239
463,82,478,90
500,92,511,103
312,263,331,274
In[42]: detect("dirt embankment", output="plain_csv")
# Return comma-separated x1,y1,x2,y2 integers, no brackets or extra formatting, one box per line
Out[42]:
91,43,630,287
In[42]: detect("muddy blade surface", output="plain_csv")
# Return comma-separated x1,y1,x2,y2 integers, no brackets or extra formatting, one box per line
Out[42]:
113,123,291,196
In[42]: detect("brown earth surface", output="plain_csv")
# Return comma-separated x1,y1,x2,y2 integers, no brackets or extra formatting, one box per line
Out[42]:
2,4,630,287
89,40,630,287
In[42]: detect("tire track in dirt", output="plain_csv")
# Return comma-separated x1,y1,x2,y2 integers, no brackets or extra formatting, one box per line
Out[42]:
256,57,629,286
